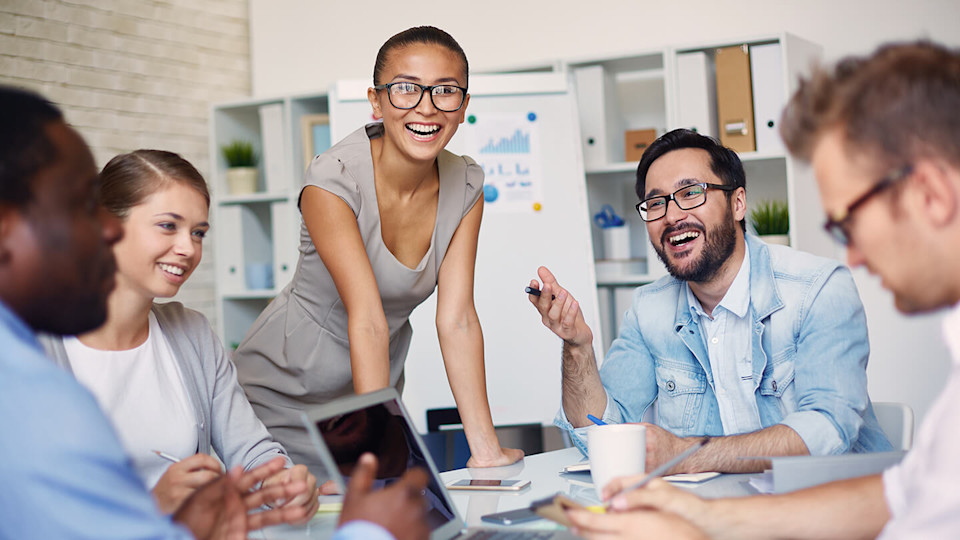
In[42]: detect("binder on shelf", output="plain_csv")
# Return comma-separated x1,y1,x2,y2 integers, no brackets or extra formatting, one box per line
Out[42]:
675,51,717,138
215,205,246,293
715,45,756,153
258,103,289,194
271,199,299,289
749,42,786,155
573,65,619,168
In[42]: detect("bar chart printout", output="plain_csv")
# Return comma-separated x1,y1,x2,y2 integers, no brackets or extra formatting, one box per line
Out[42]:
480,129,531,153
464,112,543,213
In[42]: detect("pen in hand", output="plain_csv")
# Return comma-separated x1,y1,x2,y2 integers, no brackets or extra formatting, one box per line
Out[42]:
605,436,711,507
525,286,556,300
153,450,181,464
587,414,607,426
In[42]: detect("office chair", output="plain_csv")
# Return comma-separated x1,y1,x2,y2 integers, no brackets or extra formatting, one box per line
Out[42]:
873,401,915,451
422,408,544,471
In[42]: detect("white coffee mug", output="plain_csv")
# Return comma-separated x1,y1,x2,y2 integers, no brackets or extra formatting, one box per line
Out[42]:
587,423,646,499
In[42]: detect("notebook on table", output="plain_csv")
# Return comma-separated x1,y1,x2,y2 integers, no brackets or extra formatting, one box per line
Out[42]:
302,388,576,540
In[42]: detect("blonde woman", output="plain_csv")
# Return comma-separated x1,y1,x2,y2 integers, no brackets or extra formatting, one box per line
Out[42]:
42,150,318,518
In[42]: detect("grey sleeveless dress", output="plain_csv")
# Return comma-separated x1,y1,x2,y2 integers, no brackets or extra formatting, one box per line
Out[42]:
234,123,483,474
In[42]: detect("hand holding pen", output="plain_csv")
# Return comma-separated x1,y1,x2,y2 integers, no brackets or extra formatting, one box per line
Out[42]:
152,451,224,514
587,414,607,426
606,437,710,504
526,266,593,347
560,440,713,540
154,450,182,464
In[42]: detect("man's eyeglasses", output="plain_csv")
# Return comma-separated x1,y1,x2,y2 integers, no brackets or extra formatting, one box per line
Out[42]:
636,182,737,222
823,164,913,246
373,82,468,112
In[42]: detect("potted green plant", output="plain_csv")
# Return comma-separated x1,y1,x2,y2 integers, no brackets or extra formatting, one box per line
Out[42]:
750,199,790,245
221,140,258,195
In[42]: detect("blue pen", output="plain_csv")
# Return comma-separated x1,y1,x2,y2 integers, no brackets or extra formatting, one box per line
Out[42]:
587,414,607,426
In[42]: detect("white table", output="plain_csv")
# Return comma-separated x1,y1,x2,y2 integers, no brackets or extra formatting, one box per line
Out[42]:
253,447,757,538
437,447,755,527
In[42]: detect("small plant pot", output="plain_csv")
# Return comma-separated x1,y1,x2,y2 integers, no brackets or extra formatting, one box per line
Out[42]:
226,167,258,195
759,234,790,246
602,226,631,260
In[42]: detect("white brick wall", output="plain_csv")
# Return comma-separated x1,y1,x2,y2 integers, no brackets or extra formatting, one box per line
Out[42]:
0,0,252,327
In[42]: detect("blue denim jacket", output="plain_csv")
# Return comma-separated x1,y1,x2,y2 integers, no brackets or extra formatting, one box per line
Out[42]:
557,235,892,456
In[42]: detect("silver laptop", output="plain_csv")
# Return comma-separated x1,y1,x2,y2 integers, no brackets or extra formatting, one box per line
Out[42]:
302,388,575,539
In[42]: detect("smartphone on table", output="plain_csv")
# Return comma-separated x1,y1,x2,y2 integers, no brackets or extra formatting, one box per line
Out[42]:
445,479,531,491
530,493,597,528
480,506,542,525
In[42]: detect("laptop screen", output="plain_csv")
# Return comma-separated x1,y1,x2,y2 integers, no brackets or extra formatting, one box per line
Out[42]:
310,392,458,532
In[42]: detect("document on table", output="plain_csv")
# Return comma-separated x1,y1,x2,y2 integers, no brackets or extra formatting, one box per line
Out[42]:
561,463,720,483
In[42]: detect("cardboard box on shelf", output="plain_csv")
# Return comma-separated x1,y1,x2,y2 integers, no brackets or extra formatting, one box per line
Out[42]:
625,129,657,162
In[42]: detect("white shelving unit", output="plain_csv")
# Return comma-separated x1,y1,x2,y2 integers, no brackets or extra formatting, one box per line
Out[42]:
564,33,825,350
208,93,329,349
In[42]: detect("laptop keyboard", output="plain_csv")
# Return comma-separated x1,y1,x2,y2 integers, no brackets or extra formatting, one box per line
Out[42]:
469,531,555,540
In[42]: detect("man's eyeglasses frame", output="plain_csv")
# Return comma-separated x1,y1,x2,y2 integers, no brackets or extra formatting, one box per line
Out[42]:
635,182,739,222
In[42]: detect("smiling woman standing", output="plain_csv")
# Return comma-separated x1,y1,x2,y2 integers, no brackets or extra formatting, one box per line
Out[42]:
234,26,522,474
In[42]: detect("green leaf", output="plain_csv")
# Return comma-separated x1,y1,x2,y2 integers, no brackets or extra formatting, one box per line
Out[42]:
220,140,257,167
750,199,789,235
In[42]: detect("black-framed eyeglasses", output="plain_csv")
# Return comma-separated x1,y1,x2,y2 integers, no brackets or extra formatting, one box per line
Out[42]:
636,182,738,222
823,164,913,246
373,82,468,112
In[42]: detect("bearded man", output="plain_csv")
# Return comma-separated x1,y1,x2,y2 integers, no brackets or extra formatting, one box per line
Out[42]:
528,129,890,474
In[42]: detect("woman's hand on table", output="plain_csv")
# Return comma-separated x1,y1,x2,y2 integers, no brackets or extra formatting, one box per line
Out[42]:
466,447,524,468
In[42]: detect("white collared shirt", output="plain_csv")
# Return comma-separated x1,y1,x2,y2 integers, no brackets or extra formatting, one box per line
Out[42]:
686,248,762,435
879,303,960,538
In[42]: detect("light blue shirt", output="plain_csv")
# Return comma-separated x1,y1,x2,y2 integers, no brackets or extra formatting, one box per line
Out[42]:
557,235,892,456
686,247,762,435
0,299,193,539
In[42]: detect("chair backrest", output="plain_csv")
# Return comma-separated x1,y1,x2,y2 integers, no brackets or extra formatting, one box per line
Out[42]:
494,423,544,456
873,401,915,451
419,430,471,472
423,407,544,471
427,408,463,432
